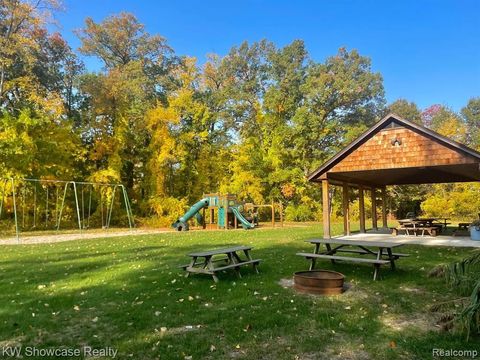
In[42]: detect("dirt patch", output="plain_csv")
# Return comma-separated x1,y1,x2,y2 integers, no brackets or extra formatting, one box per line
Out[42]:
381,313,439,333
0,229,171,245
399,286,426,294
278,278,294,288
297,349,370,360
228,350,247,359
0,336,26,348
154,324,203,337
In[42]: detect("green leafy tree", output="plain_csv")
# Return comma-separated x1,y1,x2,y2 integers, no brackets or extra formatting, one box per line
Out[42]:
387,99,422,123
292,48,385,177
462,97,480,150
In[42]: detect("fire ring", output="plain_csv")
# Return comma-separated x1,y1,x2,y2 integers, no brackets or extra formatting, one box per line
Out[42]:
293,270,345,295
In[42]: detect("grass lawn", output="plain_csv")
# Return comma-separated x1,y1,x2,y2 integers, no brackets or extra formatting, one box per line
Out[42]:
0,223,478,359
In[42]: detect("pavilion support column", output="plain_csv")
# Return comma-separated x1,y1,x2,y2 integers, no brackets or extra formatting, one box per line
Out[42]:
359,186,366,233
371,188,378,231
322,180,331,239
342,183,350,236
381,186,388,229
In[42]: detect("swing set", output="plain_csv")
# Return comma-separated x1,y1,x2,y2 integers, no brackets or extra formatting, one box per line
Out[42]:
0,178,134,242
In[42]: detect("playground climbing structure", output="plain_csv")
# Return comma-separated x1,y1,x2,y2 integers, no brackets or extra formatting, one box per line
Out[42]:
172,193,283,231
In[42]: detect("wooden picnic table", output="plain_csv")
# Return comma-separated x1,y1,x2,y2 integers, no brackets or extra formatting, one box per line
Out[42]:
417,218,451,229
415,218,436,225
180,245,261,282
297,238,408,280
394,218,440,236
436,217,451,227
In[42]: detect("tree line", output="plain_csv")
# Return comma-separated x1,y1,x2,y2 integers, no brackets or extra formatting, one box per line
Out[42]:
1,0,479,225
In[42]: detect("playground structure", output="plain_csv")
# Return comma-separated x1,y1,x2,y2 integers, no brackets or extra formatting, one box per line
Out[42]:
172,193,283,231
0,178,135,242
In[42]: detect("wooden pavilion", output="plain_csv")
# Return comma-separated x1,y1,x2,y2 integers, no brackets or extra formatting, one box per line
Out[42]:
308,113,480,238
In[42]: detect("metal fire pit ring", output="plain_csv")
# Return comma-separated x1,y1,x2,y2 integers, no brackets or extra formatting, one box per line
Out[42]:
294,270,345,295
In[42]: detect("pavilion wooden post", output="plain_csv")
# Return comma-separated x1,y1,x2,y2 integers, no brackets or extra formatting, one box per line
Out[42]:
381,186,388,229
371,188,378,230
359,185,366,233
322,180,331,239
342,183,350,236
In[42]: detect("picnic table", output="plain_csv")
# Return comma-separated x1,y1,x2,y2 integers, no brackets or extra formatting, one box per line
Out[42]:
180,245,261,282
297,238,408,280
393,218,440,236
436,217,451,227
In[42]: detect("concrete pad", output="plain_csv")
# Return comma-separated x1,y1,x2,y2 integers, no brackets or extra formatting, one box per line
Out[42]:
336,232,480,248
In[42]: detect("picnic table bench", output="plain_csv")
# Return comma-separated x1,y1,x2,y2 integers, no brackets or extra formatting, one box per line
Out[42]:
297,239,408,280
458,222,470,230
180,245,261,282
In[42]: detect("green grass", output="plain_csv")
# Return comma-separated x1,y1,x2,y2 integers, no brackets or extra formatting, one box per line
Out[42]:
0,223,478,359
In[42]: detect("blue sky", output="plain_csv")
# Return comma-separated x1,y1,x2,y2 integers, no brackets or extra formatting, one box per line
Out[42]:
54,0,479,112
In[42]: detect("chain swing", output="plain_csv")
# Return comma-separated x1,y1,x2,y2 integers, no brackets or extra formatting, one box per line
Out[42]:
100,187,104,229
32,182,37,228
0,179,7,221
45,185,49,228
87,185,92,229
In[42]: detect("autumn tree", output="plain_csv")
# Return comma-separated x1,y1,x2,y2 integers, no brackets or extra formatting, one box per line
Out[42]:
422,104,466,142
0,0,72,114
0,109,82,178
0,0,84,181
6,3,478,225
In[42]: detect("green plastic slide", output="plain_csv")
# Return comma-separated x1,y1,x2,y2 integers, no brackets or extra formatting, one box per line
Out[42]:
231,207,254,229
172,198,209,231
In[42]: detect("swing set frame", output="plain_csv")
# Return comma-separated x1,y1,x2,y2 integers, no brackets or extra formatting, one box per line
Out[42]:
0,178,135,243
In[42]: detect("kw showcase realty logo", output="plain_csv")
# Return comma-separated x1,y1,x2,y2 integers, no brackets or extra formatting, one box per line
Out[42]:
1,346,117,358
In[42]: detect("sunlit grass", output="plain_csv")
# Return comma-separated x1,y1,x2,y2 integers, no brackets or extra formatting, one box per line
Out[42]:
0,223,477,359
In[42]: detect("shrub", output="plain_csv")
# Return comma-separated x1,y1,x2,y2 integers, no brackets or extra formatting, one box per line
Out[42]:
148,197,188,227
285,204,315,222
